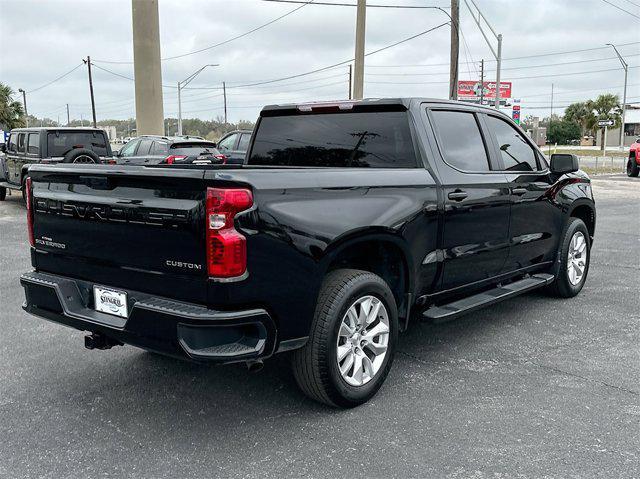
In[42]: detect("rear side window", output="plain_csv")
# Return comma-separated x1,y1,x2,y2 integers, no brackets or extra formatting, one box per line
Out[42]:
151,142,169,156
47,131,107,157
17,133,26,153
431,110,490,172
28,133,39,155
218,134,237,150
486,115,539,172
249,111,418,168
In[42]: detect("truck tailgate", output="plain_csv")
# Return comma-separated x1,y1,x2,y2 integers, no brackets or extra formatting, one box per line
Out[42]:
28,166,212,303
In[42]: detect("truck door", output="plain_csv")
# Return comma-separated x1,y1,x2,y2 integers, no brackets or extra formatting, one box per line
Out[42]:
426,108,512,291
6,132,25,185
482,113,560,272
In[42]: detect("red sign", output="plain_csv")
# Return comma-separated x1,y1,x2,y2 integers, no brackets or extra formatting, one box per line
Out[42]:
457,80,512,99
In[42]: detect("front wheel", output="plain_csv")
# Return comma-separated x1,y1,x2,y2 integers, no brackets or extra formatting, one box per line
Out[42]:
292,269,398,408
627,157,639,177
546,218,591,298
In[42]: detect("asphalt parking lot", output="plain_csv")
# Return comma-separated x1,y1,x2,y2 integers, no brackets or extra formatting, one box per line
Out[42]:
1,175,639,478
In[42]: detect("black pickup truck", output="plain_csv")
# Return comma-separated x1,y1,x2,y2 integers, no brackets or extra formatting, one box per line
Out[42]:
20,99,595,407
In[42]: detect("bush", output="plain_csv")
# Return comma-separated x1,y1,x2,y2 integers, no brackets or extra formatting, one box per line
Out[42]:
548,120,581,145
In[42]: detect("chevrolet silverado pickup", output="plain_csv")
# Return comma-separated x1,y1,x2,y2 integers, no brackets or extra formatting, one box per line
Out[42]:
20,98,596,407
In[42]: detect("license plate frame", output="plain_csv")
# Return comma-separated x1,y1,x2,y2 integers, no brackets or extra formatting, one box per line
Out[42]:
93,286,128,319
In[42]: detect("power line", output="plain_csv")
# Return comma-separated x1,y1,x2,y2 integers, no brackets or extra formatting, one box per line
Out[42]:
619,0,640,8
93,0,316,64
261,0,450,8
366,41,640,67
365,52,640,76
599,0,640,18
27,63,84,93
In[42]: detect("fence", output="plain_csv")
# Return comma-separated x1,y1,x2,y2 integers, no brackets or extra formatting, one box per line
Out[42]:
577,156,627,175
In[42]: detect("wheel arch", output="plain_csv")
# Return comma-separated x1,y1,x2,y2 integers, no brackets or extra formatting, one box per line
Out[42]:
320,230,415,324
568,201,596,242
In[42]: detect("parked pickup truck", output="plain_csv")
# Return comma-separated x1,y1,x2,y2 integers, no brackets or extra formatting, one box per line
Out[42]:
627,137,640,177
20,99,595,407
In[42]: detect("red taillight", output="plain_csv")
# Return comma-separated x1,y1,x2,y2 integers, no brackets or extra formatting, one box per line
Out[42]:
214,154,227,164
25,177,34,246
165,155,187,165
206,187,253,278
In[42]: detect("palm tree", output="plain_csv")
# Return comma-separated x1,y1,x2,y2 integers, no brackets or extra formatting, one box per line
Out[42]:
587,94,621,150
564,102,595,137
0,83,26,130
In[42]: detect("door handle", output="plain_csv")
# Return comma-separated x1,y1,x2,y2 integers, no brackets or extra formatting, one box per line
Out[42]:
448,190,468,201
511,187,527,196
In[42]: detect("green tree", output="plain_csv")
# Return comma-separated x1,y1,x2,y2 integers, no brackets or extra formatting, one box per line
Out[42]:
548,119,581,145
587,94,621,150
0,83,26,129
564,102,595,136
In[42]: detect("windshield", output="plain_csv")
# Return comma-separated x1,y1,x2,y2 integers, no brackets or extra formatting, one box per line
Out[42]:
47,131,108,157
248,111,418,168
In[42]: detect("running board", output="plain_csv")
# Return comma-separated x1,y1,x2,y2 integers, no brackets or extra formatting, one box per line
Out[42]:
422,274,554,324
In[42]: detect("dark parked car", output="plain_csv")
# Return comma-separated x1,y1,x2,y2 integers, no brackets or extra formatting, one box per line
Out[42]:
0,127,113,200
216,129,252,164
20,99,595,407
115,135,226,165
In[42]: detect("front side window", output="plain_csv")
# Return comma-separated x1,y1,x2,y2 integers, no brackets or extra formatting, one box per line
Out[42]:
486,115,539,172
237,133,251,151
8,134,17,152
28,133,39,155
218,133,237,150
47,131,107,157
119,139,139,157
431,110,490,172
135,139,153,156
249,111,418,168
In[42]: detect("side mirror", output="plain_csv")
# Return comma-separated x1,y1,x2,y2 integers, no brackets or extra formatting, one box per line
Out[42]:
550,154,579,174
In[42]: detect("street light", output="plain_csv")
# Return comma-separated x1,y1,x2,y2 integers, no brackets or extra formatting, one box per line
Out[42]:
606,43,628,150
177,64,219,136
18,88,28,127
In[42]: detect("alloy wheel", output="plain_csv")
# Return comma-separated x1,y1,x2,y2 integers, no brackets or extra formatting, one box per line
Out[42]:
336,295,390,387
567,231,587,285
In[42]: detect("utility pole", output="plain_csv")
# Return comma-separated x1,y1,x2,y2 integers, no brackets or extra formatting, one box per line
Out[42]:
479,59,484,105
549,83,554,156
66,104,70,126
449,0,459,100
83,56,97,128
223,82,227,124
464,0,503,109
348,64,353,100
607,43,628,149
18,89,28,127
353,0,366,100
494,34,502,109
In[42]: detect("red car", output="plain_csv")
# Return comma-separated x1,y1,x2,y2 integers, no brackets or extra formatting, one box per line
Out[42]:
628,137,640,177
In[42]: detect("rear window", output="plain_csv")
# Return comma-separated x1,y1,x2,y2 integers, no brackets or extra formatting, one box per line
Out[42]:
248,111,418,168
47,131,107,157
170,142,218,156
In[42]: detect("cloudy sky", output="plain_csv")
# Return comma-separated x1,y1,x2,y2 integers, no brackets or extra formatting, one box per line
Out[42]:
1,0,639,125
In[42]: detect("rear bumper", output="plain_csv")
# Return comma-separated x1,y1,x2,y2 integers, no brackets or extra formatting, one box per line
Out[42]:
20,271,277,363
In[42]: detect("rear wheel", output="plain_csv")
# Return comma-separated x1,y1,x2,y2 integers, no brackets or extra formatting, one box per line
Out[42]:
292,269,398,408
627,156,639,177
63,148,99,164
0,186,6,201
546,218,591,298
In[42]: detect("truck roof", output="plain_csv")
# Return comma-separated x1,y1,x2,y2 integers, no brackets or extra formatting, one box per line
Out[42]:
9,127,107,133
260,97,509,116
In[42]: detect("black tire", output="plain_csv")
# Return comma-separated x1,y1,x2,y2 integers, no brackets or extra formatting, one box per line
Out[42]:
63,148,99,164
0,186,6,201
546,218,591,298
292,269,398,408
627,157,639,177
